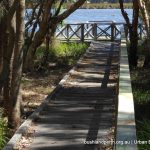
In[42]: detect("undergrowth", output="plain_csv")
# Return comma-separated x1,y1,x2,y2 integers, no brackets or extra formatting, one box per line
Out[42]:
136,120,150,150
36,42,88,67
131,43,150,149
0,108,8,149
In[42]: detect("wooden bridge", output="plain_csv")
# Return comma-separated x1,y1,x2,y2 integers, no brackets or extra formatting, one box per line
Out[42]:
3,27,137,150
56,21,146,42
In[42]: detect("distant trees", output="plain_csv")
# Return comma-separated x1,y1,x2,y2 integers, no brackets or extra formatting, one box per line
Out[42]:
89,0,132,3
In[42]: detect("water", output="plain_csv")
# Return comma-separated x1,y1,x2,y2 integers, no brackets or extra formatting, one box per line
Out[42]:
25,9,133,24
25,9,133,33
64,9,133,23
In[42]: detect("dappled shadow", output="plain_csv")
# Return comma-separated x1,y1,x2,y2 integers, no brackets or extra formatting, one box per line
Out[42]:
27,41,120,150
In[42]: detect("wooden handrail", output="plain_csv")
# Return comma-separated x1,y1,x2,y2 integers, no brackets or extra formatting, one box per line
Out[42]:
56,22,145,42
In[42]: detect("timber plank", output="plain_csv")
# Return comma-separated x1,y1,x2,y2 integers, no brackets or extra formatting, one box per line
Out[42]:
24,41,119,150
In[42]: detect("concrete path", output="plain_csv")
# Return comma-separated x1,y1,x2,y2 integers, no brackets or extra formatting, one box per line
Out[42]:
25,41,120,150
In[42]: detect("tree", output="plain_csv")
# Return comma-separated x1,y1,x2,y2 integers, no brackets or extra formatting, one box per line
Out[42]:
138,0,150,67
9,0,25,128
0,0,86,129
119,0,139,67
24,0,86,69
0,0,25,129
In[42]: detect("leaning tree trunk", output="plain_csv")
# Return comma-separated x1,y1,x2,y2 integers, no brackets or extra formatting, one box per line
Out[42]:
129,0,139,67
24,0,86,71
9,0,25,129
24,1,53,71
119,0,139,67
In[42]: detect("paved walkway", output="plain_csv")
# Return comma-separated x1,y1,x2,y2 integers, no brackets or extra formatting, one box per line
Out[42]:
25,41,120,150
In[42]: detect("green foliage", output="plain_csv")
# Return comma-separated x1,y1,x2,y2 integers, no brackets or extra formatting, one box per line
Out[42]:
0,109,8,149
36,42,88,66
131,68,150,104
50,42,87,65
131,61,150,149
137,120,150,150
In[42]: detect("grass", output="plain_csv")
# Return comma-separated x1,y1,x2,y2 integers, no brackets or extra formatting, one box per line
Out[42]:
0,109,8,149
131,43,150,149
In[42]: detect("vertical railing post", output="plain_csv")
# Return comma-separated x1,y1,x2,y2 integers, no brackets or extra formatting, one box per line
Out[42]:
81,24,84,42
93,23,97,40
66,24,69,42
86,23,89,39
111,23,115,41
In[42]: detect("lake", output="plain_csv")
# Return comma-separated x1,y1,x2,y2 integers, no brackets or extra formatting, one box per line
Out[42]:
25,9,133,33
65,9,133,23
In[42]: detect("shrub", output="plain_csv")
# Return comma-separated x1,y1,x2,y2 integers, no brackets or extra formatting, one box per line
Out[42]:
137,120,150,150
50,42,87,65
0,108,8,149
35,42,88,67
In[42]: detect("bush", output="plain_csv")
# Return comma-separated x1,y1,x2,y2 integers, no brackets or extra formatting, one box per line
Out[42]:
137,120,150,150
0,109,8,149
131,68,150,104
35,42,88,67
50,42,87,65
131,66,150,149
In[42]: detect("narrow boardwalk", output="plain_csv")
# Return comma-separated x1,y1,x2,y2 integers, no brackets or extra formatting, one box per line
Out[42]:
26,41,120,150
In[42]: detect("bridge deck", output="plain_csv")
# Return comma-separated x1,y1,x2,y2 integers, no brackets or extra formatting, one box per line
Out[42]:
25,41,120,150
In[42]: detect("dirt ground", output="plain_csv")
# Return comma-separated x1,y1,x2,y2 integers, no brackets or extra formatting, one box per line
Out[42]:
21,66,71,118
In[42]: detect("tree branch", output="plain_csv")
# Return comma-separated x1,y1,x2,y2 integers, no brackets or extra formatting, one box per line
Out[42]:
55,0,86,23
54,0,65,17
119,0,131,29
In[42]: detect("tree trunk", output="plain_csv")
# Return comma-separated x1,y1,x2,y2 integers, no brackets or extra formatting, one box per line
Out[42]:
129,0,139,67
119,0,139,67
0,20,3,74
9,0,25,129
0,1,16,91
0,19,3,96
138,0,150,67
24,1,53,71
1,2,16,115
143,39,150,67
42,25,57,66
24,0,86,71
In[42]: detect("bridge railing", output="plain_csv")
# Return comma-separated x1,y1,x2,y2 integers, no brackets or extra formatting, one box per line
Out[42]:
55,22,146,42
56,22,121,42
